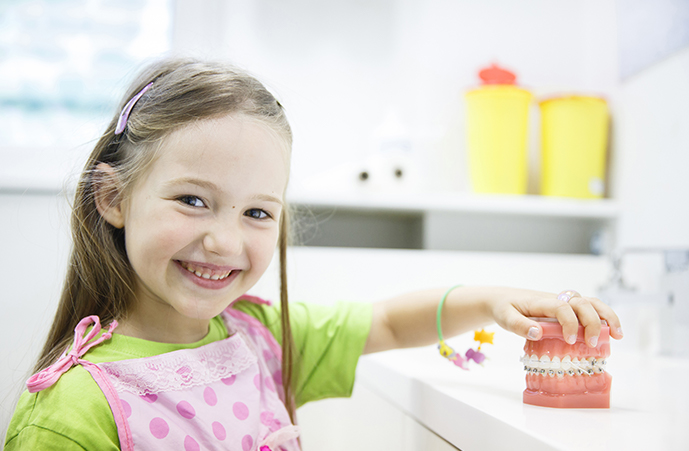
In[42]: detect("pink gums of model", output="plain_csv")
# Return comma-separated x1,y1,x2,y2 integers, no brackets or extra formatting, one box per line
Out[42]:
522,318,611,408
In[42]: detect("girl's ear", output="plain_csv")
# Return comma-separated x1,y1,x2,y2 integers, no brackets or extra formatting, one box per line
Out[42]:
93,163,125,229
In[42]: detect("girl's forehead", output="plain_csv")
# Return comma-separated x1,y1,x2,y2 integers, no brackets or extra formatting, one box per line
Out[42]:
168,114,288,155
145,115,290,190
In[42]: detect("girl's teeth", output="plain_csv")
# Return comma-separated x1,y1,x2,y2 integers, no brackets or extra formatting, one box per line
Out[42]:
182,262,232,281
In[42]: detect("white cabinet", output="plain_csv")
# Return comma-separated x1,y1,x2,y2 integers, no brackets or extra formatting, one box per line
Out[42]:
402,414,459,451
298,382,458,451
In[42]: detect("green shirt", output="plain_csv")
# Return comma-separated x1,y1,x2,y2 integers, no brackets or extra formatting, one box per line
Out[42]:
4,300,373,450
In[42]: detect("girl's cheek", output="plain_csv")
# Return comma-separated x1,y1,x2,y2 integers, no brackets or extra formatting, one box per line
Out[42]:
165,217,196,238
144,216,198,258
250,229,280,262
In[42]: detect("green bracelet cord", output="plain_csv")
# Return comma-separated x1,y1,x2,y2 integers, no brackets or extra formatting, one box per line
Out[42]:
437,285,462,343
437,284,494,370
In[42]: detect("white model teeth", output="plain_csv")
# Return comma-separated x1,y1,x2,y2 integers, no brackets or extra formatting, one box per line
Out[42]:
521,354,606,375
529,355,539,368
539,355,550,369
550,356,560,369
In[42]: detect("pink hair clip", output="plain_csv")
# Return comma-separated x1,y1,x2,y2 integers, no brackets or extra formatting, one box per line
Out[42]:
115,82,153,135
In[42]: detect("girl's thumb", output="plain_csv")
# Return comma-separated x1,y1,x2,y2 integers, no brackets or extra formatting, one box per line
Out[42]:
525,323,542,341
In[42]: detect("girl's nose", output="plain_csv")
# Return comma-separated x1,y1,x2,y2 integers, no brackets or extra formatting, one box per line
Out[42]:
202,219,243,256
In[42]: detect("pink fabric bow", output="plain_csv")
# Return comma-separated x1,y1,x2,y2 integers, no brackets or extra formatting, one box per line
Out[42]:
259,425,300,451
26,316,118,393
231,294,272,307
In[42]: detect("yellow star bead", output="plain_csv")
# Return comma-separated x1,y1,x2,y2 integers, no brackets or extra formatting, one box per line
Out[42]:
474,329,495,346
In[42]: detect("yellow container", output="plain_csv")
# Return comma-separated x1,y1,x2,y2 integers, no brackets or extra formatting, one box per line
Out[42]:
540,96,609,198
465,85,532,194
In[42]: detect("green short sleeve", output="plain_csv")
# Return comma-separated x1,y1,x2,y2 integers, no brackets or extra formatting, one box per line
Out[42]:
5,425,89,451
233,300,374,407
4,367,120,451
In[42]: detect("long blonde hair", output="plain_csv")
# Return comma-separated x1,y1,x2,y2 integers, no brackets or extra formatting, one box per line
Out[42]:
35,57,297,419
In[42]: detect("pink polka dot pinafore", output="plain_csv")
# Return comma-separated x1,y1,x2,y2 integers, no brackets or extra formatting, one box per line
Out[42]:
26,296,300,451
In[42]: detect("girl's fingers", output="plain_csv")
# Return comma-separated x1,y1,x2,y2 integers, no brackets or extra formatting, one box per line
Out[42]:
496,291,624,345
566,296,602,347
552,301,580,344
589,296,624,340
494,305,544,341
544,294,624,345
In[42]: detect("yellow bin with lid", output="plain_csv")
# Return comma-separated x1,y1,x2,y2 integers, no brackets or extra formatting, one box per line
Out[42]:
540,96,609,198
465,64,532,194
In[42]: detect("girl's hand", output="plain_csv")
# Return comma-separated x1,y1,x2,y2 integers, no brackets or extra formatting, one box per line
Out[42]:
488,290,624,347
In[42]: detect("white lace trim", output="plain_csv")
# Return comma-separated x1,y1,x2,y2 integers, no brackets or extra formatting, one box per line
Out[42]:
99,334,257,396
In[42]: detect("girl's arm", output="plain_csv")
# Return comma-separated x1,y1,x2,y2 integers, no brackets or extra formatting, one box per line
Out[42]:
362,286,623,355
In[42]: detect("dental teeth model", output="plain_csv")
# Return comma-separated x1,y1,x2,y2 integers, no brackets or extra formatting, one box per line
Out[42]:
522,318,612,408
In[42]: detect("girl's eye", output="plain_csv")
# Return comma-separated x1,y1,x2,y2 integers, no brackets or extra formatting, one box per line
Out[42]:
178,195,206,208
245,208,271,220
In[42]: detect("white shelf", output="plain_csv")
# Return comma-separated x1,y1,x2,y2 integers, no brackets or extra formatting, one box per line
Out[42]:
287,190,619,253
288,190,620,220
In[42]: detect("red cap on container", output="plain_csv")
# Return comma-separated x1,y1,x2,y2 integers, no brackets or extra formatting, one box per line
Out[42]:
478,63,516,85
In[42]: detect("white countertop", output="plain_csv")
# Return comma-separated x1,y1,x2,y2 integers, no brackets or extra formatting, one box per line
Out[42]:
356,330,689,451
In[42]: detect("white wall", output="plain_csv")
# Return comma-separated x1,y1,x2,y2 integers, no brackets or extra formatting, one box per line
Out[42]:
175,0,619,195
175,0,689,250
0,193,72,439
614,46,689,249
174,0,689,251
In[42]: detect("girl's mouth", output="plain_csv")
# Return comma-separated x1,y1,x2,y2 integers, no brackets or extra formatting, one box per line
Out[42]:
179,261,233,280
175,260,241,289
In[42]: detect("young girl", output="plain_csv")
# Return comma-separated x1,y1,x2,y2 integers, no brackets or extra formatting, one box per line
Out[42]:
4,57,623,451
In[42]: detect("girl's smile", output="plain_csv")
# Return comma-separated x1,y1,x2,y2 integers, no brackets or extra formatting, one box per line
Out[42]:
107,113,290,343
175,260,241,289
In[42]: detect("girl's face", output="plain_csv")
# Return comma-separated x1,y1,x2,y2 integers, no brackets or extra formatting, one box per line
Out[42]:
116,114,289,340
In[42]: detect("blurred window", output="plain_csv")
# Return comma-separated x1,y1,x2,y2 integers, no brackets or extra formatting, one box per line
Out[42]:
0,0,172,149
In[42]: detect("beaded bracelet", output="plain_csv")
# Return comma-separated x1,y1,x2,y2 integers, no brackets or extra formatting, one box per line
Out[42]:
437,285,494,370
